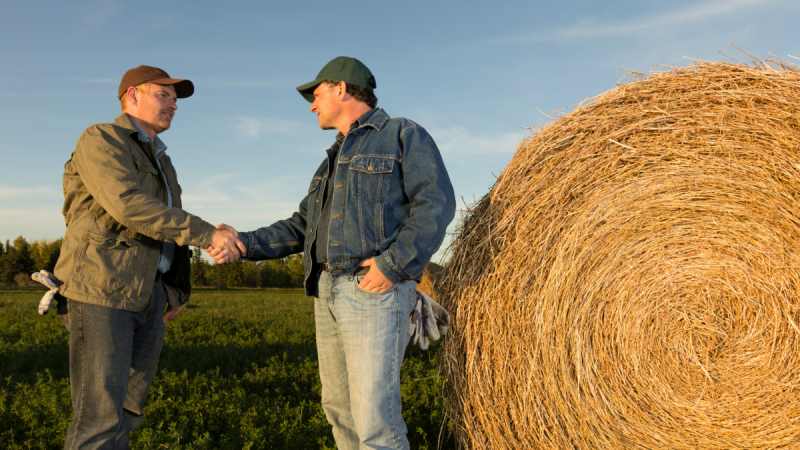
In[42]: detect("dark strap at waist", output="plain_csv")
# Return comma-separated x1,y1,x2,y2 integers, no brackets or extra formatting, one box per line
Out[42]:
320,263,370,276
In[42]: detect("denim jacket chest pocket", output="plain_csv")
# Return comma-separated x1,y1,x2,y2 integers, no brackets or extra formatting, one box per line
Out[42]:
308,176,322,194
348,155,398,199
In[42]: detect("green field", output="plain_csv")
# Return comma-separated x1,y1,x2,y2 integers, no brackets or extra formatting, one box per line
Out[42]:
0,287,452,449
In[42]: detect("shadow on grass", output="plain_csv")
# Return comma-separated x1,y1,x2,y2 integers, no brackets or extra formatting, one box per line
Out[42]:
157,341,318,378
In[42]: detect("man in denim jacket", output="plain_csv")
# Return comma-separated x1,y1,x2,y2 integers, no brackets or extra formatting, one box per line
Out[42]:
216,57,455,449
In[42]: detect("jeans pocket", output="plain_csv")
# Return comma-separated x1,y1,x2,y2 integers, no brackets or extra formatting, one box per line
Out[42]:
409,284,418,313
353,275,383,296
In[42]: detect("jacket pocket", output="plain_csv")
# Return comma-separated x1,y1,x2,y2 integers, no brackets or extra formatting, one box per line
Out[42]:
75,229,137,290
308,177,322,194
349,156,395,199
133,158,159,176
133,157,161,196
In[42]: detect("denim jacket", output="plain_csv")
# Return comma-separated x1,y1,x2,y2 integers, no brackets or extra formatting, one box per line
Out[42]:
238,108,455,296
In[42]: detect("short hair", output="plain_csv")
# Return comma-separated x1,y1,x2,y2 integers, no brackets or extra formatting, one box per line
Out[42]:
324,80,378,109
120,83,149,111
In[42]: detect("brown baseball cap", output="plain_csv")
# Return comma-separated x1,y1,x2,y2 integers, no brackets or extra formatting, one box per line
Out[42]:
118,65,194,99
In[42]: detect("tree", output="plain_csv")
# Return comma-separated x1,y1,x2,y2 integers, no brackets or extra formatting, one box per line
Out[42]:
29,238,62,273
2,236,35,283
0,240,9,283
226,262,245,288
259,258,291,287
204,262,244,288
241,261,261,287
286,254,305,288
190,247,209,287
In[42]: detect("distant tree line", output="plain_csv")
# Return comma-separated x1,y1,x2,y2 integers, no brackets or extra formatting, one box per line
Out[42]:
190,248,305,289
0,236,303,289
0,236,62,285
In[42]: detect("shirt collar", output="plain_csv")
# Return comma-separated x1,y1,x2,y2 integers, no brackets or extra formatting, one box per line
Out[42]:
128,116,168,159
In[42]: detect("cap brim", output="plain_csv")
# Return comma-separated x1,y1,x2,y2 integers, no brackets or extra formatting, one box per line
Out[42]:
151,78,194,98
296,79,323,103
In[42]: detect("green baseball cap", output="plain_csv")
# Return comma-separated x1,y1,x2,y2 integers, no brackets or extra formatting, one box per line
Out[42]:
296,56,376,103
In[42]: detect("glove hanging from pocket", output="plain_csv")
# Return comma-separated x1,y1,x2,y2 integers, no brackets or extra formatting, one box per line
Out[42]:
31,270,63,316
409,289,450,350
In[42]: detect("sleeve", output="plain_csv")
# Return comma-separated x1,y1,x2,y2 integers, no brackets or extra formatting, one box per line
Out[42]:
73,125,215,248
373,123,456,283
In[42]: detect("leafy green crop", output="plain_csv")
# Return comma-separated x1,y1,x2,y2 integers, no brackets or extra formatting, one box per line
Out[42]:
0,288,453,449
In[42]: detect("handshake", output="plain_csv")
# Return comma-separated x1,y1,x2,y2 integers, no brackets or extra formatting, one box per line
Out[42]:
207,223,246,264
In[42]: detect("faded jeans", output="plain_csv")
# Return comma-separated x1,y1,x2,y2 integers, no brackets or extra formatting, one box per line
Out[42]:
62,279,167,450
314,270,417,450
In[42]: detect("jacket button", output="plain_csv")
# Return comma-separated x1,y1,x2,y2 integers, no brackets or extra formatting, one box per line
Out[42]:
316,199,319,203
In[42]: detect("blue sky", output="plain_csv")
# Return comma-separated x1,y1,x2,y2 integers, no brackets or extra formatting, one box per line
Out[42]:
1,0,798,260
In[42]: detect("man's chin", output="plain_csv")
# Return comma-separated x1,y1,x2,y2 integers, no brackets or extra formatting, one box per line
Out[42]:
154,121,171,134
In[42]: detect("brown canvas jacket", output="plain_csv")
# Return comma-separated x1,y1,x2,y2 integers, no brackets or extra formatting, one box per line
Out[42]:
54,113,215,311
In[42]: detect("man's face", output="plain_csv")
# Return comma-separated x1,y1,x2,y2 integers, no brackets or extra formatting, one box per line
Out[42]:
132,83,178,134
310,82,342,130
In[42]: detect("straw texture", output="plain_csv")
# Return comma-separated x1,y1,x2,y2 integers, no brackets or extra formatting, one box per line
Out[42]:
438,55,800,449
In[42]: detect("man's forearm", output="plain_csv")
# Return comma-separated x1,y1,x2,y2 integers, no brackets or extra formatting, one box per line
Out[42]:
237,213,308,260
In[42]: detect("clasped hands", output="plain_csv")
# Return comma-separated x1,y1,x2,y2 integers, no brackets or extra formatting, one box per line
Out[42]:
207,224,246,264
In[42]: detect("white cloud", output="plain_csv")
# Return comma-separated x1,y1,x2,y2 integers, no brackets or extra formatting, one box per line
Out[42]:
235,117,304,138
426,125,524,161
0,185,59,200
490,0,776,43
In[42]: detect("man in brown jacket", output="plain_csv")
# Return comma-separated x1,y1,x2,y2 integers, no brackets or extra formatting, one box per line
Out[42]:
54,65,243,449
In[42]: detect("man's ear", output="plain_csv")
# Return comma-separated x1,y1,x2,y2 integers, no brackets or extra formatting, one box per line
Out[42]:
337,81,348,100
126,86,139,107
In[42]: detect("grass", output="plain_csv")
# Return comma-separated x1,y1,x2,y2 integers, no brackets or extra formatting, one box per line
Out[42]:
0,288,452,449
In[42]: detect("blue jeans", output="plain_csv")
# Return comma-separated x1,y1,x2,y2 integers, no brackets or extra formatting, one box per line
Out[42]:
63,280,167,450
315,270,417,450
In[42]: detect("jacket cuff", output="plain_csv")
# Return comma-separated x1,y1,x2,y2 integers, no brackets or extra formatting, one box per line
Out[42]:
238,232,253,259
193,221,216,249
375,252,403,284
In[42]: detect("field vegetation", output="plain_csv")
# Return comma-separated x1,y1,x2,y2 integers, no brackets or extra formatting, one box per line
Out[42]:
0,286,451,449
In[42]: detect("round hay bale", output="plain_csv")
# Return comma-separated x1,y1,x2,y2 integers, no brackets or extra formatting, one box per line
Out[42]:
439,56,800,449
418,262,444,299
418,273,435,299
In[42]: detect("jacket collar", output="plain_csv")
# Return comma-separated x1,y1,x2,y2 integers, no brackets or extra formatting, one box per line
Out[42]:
356,107,390,131
114,113,139,138
333,108,391,146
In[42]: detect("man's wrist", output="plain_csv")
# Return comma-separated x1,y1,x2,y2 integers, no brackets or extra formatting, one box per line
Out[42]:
236,232,251,259
374,253,401,284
